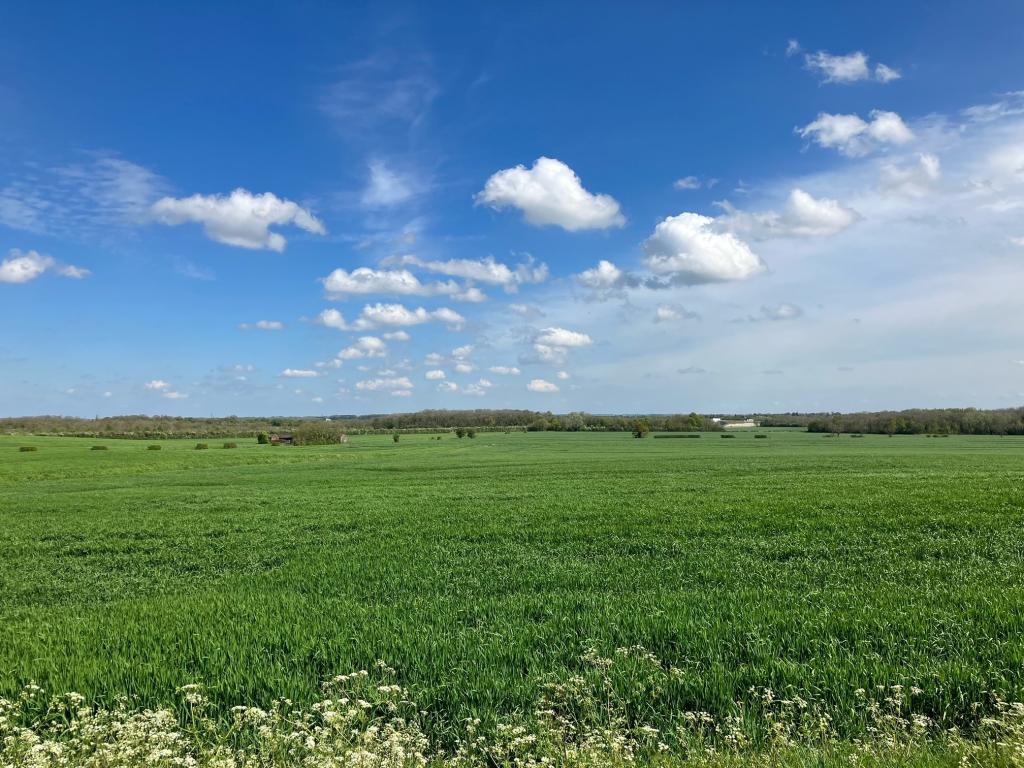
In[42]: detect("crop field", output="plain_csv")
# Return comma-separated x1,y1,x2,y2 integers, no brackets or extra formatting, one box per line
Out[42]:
2,430,1024,764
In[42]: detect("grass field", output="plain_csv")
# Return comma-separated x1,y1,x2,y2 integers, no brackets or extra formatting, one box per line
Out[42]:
2,430,1023,764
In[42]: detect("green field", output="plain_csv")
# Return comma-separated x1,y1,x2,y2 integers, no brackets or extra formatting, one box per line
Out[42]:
2,430,1023,764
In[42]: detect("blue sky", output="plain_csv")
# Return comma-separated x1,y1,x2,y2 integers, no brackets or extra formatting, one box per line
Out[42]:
3,2,1024,416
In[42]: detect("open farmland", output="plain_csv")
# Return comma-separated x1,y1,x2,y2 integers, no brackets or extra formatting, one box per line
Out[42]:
2,430,1024,764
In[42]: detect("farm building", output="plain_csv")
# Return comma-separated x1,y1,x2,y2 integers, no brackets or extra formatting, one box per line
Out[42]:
722,419,760,429
269,433,294,445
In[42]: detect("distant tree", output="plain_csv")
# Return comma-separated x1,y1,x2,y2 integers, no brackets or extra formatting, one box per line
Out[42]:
392,432,400,443
257,431,270,444
455,427,466,438
632,419,651,438
466,428,476,439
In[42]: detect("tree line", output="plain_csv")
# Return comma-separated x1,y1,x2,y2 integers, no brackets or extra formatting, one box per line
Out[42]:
760,407,1024,435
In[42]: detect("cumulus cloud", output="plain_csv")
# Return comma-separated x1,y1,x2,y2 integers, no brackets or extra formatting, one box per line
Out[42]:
338,336,387,360
531,327,593,365
798,110,914,156
717,189,860,238
0,249,89,284
144,380,170,391
453,362,475,374
803,50,901,84
316,303,465,331
577,260,624,291
476,157,625,231
239,320,283,330
162,391,188,400
673,176,718,190
527,378,559,393
321,266,483,302
879,153,942,197
488,365,521,375
425,369,446,380
383,330,410,341
642,213,765,284
281,369,319,378
437,381,459,392
355,376,413,391
556,371,570,380
152,188,325,251
385,254,548,292
536,327,593,348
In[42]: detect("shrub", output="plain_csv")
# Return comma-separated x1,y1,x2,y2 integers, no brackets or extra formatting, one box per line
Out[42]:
754,434,768,439
292,423,347,446
455,427,466,439
147,445,162,451
91,445,109,451
721,433,736,438
632,419,651,438
466,428,476,439
18,446,37,452
392,432,400,443
195,443,209,450
257,432,270,445
223,442,238,449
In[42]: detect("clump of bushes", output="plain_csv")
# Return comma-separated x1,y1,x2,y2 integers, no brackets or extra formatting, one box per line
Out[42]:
18,446,37,452
195,443,209,450
147,445,162,451
223,442,238,449
455,428,465,438
257,432,270,445
721,433,736,438
292,423,347,446
91,445,109,451
466,428,476,439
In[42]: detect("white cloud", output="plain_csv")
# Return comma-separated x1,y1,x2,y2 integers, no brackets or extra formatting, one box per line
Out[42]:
239,320,284,330
0,249,88,284
437,381,459,392
453,362,475,374
674,176,702,190
281,369,319,378
642,212,765,284
802,49,900,84
361,160,416,207
476,157,625,231
317,303,465,331
785,39,801,57
452,344,473,359
102,391,112,398
321,266,480,301
383,330,410,341
355,376,413,391
556,371,570,380
144,380,170,391
152,188,325,251
531,327,593,365
880,153,941,197
717,189,860,238
527,378,559,393
488,365,521,375
392,389,413,397
577,260,623,290
798,110,914,156
338,336,387,360
509,303,544,319
535,327,593,348
654,305,699,323
875,63,901,83
424,352,444,366
162,391,188,400
385,254,548,291
425,369,446,380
